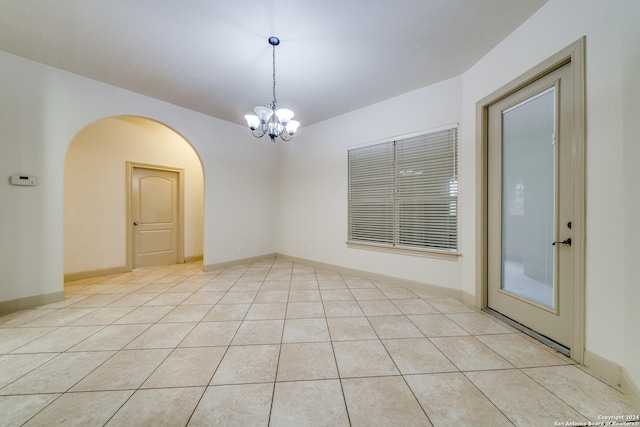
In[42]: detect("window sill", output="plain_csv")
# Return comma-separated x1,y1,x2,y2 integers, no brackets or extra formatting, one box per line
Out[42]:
346,241,461,260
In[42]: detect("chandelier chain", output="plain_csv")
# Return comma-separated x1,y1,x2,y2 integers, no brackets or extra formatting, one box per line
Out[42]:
272,43,277,106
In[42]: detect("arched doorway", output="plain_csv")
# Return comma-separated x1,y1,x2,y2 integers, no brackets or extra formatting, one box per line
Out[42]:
64,116,204,280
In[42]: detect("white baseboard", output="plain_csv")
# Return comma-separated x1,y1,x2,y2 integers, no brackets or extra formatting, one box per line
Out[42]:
0,291,65,316
583,350,622,388
276,253,465,300
64,256,204,282
621,367,640,407
204,252,468,301
64,266,130,282
203,253,277,272
583,350,640,406
459,290,477,307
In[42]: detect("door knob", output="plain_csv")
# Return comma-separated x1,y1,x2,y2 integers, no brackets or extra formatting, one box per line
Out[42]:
552,238,571,246
133,221,139,226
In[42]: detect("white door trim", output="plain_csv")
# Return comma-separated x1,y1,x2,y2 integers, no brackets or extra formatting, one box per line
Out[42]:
475,37,586,363
126,162,185,270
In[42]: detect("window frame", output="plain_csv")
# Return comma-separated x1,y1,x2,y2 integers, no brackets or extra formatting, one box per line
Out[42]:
347,124,460,259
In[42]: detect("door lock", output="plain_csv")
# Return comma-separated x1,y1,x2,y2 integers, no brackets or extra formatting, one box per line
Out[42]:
552,238,571,246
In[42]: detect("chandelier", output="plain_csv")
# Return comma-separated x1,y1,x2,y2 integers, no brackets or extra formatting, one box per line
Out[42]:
244,36,300,142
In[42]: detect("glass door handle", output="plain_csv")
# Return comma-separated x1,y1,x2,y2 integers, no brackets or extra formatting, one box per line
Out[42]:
552,238,571,246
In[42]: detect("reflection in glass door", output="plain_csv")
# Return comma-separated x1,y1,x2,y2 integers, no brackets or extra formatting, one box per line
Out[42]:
501,88,556,309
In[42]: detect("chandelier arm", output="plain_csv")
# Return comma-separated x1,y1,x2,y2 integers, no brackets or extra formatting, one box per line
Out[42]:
251,127,266,138
280,131,292,142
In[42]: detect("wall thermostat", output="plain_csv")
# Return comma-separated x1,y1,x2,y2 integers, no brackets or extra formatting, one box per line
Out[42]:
10,175,37,186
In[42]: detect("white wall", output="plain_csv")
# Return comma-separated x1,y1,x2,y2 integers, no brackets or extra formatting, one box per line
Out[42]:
459,0,638,382
621,1,640,393
278,76,462,288
65,116,204,275
0,50,277,305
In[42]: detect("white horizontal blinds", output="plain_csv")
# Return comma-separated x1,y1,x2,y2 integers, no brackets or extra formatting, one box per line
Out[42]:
348,141,394,245
348,126,458,252
395,128,458,251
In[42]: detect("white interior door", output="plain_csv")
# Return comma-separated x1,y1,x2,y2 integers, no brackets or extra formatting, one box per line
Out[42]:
487,62,575,350
131,166,181,269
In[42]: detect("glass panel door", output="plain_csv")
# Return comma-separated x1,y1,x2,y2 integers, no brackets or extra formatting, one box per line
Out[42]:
487,57,579,353
501,88,556,309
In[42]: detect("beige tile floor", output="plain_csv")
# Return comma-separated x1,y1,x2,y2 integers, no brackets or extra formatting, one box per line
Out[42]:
1,258,638,426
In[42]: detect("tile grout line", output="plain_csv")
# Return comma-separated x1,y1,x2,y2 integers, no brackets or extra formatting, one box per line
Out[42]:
266,257,288,427
332,270,354,426
459,369,518,426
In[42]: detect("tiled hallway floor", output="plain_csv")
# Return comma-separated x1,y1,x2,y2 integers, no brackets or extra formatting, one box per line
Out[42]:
1,258,637,426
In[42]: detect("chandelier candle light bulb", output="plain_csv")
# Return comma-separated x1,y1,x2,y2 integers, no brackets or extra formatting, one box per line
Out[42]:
245,36,300,141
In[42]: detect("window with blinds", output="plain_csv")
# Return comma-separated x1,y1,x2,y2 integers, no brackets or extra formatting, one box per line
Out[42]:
348,126,458,252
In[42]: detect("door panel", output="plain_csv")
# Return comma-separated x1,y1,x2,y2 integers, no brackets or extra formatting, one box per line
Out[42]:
487,62,574,348
140,177,174,223
132,167,179,268
140,230,173,253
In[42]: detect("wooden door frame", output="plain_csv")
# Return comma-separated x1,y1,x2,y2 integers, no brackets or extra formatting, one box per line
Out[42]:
475,38,586,363
126,161,185,270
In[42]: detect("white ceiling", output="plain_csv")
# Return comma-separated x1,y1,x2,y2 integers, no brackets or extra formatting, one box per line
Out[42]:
0,0,547,127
